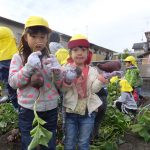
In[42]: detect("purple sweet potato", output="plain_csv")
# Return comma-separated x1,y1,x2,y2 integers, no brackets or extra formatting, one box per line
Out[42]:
97,60,121,72
30,71,44,89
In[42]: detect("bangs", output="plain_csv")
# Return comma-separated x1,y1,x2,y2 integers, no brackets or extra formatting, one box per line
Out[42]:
25,26,49,35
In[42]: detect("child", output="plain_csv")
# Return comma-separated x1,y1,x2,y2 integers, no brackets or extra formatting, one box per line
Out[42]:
61,34,107,150
49,31,69,65
0,26,18,109
113,79,137,116
124,56,143,103
9,16,62,150
49,31,64,54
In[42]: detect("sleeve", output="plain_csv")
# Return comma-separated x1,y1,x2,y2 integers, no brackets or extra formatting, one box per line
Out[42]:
9,54,34,89
52,70,64,88
90,67,102,93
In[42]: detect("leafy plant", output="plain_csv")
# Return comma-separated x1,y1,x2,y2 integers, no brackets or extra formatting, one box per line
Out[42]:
107,80,120,103
91,104,131,150
0,103,18,135
28,93,52,150
131,104,150,142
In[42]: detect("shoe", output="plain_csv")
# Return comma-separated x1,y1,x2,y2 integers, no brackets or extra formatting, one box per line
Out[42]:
0,95,8,103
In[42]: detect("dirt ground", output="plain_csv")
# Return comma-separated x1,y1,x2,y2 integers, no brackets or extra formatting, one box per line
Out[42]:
119,132,150,150
0,130,21,150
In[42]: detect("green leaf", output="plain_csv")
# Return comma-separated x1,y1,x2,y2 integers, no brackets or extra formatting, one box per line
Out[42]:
139,129,150,142
28,124,52,150
37,117,46,125
131,124,143,133
30,126,39,137
28,133,39,150
28,93,52,150
40,125,53,139
32,118,38,126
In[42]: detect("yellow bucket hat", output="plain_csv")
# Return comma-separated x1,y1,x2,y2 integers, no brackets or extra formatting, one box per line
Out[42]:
55,48,69,65
124,56,137,66
119,79,133,92
25,16,51,32
0,27,18,61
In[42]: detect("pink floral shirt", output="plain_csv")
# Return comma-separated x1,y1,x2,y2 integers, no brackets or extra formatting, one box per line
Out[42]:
9,53,62,111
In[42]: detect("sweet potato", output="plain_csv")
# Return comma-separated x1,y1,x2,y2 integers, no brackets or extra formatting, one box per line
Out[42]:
97,60,121,72
30,71,44,89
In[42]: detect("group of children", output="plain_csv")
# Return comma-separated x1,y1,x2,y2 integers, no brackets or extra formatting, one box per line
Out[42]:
0,15,143,150
112,55,143,117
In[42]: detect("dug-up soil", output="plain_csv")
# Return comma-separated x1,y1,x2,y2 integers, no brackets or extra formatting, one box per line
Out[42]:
119,132,150,150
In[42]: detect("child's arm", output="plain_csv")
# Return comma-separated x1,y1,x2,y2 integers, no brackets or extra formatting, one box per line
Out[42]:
44,55,63,88
89,67,105,93
9,53,40,89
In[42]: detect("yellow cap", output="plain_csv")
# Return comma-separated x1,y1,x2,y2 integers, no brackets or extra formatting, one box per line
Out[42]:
55,48,69,65
25,16,51,32
119,79,133,92
124,56,137,66
0,27,18,61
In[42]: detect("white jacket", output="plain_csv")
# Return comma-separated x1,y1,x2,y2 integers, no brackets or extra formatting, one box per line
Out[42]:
62,66,103,114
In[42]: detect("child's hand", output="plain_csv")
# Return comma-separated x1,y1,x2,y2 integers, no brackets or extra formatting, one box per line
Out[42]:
27,51,42,68
63,66,77,84
103,71,124,79
44,55,61,71
98,74,108,84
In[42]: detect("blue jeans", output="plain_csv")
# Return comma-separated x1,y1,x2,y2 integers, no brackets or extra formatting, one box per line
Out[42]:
19,107,58,150
64,112,96,150
0,60,18,109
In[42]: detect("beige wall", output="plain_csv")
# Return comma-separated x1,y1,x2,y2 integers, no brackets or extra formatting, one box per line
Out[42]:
92,54,106,61
141,55,150,64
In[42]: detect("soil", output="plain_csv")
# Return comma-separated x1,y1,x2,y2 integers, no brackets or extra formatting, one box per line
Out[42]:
119,132,150,150
0,129,21,150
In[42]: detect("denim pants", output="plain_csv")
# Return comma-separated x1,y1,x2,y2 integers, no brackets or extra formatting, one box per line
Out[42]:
19,107,58,150
0,60,18,109
64,112,96,150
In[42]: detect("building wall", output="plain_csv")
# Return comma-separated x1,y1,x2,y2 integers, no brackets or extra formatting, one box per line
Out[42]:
0,16,115,60
141,55,150,64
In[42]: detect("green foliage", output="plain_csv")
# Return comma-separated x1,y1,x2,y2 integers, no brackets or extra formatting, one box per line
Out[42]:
91,105,131,150
0,103,18,135
107,80,120,103
90,81,131,149
28,98,52,150
131,105,150,142
118,49,130,60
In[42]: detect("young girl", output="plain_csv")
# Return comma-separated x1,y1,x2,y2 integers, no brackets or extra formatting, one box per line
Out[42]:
9,16,62,150
124,56,143,103
61,34,107,150
113,79,137,116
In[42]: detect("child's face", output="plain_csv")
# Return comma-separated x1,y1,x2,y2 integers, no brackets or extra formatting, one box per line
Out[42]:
71,47,88,66
25,32,48,52
125,61,132,67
